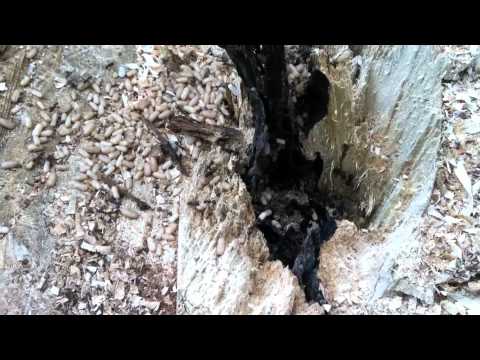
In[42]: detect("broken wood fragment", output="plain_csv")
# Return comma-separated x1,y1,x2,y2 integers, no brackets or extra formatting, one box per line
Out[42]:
97,173,152,210
167,115,243,144
220,45,336,304
140,117,187,176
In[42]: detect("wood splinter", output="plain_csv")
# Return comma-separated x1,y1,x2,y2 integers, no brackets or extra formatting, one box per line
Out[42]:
97,173,152,210
140,117,188,176
167,115,243,145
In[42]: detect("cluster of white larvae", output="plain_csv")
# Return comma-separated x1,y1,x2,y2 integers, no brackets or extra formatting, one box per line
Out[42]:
1,46,239,221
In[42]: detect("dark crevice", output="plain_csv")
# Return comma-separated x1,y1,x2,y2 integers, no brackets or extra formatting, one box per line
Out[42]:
222,45,337,304
296,70,331,135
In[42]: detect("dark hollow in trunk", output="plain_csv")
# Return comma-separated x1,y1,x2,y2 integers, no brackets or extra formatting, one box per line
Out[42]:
221,45,336,304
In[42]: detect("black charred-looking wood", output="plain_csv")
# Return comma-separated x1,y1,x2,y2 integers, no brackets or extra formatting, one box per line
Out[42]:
296,70,330,135
224,45,325,193
221,44,336,305
221,45,262,90
222,46,269,195
222,45,298,195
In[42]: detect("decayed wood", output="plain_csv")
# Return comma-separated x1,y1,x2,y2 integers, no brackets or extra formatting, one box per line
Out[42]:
220,45,262,90
221,45,297,195
1,49,25,121
140,117,187,176
97,173,152,210
166,116,243,144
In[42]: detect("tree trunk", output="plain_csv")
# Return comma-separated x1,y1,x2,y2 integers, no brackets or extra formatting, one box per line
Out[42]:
177,45,451,314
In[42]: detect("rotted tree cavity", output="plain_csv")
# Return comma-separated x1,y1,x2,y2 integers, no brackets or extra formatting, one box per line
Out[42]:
221,45,336,304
